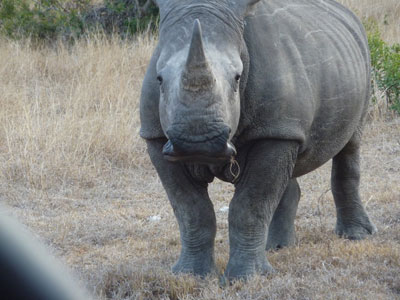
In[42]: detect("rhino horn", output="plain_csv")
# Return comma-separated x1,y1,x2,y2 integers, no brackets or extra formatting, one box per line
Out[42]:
181,19,215,92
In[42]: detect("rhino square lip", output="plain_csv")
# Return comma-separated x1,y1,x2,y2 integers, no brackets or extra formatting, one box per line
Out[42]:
164,153,231,164
162,140,237,164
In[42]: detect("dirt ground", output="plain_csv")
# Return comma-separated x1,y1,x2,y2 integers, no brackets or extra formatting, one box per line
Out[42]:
2,119,399,299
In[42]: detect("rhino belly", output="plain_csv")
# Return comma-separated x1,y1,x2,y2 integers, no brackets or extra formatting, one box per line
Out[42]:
292,123,358,177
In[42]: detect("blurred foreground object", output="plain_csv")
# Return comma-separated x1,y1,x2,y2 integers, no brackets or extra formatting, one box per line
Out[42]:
0,206,92,300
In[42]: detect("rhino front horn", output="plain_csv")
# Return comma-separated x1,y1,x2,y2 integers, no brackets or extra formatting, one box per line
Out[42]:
181,19,215,92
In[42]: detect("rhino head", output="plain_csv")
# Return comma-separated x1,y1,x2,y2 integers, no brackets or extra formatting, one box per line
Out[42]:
153,0,261,164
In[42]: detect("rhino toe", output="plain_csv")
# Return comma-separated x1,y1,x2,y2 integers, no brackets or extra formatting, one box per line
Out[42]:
335,220,377,240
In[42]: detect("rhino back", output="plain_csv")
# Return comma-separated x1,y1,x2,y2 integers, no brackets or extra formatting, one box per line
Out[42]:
239,0,370,176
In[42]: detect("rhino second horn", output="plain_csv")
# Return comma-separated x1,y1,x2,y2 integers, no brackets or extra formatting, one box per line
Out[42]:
181,19,215,92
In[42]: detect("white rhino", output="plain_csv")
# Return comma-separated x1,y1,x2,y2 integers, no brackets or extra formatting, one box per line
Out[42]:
140,0,376,280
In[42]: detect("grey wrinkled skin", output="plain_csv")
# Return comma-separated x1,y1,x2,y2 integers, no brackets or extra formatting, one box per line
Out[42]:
140,0,376,280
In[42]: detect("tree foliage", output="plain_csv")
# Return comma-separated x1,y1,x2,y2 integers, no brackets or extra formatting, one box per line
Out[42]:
0,0,88,40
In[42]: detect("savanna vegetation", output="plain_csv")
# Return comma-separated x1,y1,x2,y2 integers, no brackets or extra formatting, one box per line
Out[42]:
0,0,399,299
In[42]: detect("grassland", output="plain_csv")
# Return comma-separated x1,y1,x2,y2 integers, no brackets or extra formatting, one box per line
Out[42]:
0,1,399,299
340,0,400,44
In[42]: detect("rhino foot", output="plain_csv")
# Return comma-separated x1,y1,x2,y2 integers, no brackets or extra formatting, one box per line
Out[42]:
224,253,275,281
172,250,217,277
266,230,296,251
335,217,377,240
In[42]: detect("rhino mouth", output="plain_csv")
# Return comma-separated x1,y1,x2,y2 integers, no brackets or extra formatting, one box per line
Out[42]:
162,140,236,164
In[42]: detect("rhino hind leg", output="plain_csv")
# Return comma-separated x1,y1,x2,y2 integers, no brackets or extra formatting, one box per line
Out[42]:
331,135,377,240
266,178,300,251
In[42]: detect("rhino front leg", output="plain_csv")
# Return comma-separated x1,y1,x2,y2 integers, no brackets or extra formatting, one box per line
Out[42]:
147,140,217,276
331,137,377,240
225,140,299,280
266,178,300,250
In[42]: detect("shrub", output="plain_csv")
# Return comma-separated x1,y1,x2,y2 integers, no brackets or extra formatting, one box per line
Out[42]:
0,0,158,40
366,21,400,114
84,0,159,36
0,0,88,40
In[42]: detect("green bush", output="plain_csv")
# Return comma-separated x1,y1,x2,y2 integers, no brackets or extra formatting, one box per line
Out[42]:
95,0,159,36
366,21,400,114
0,0,87,40
0,0,158,40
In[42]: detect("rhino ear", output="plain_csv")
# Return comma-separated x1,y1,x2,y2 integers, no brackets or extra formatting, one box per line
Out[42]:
234,0,262,17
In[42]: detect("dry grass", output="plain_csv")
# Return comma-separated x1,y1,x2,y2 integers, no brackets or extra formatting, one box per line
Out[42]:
338,0,400,44
0,1,399,299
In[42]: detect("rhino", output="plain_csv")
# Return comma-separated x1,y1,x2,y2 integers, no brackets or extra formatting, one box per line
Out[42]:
140,0,376,280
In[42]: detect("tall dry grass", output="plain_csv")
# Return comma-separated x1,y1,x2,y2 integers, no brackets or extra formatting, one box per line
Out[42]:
338,0,400,44
0,1,399,299
0,34,154,194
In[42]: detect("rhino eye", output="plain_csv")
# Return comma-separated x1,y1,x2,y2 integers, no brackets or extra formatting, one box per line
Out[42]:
235,74,241,82
156,75,163,85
